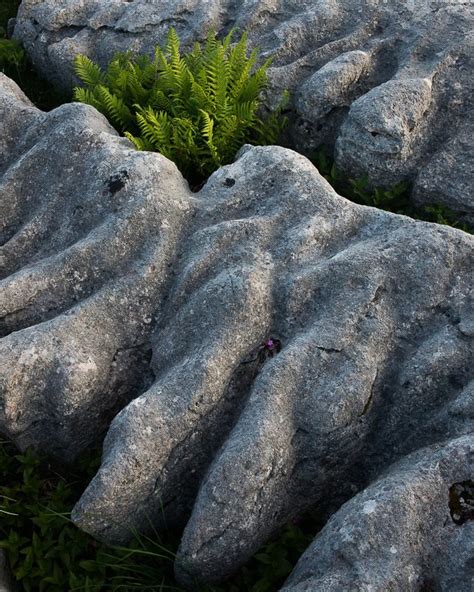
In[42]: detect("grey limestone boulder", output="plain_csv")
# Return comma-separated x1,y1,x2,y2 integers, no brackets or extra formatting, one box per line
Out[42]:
0,73,192,461
1,73,473,590
13,0,474,221
281,435,474,592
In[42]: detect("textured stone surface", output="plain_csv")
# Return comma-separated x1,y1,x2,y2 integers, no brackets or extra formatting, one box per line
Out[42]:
281,435,474,592
1,74,473,590
13,0,474,221
0,73,192,461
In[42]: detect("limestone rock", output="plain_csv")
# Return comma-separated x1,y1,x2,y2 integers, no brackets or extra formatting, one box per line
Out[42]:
0,73,192,461
281,435,474,592
1,74,473,590
72,137,473,585
13,0,474,220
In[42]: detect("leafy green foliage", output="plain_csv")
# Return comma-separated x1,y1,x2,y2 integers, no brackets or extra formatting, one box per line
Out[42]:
312,147,472,233
0,441,179,591
0,440,322,591
0,37,25,72
74,28,288,187
0,0,24,77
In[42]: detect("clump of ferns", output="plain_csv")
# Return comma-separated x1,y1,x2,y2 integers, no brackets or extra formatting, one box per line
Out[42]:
74,28,288,187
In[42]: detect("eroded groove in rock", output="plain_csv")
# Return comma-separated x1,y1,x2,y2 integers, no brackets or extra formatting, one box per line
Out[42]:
1,74,473,590
70,144,472,586
13,0,474,220
0,73,193,461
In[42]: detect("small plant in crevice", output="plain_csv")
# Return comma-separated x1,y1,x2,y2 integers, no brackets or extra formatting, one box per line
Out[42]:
312,146,472,233
0,37,25,74
73,28,288,188
0,0,23,77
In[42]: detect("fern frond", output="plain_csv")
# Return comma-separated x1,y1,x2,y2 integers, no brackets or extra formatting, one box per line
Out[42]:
150,88,174,113
228,32,251,89
229,47,259,101
165,28,181,58
125,63,150,104
214,114,241,158
135,55,157,88
74,54,105,87
73,87,101,111
234,100,258,125
204,28,218,56
136,107,172,157
188,80,212,114
95,85,133,130
124,132,154,152
237,63,269,102
199,109,220,165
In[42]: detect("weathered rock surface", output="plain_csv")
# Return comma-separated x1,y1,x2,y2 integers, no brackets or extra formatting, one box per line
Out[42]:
0,73,192,461
1,74,473,590
281,435,474,592
13,0,474,221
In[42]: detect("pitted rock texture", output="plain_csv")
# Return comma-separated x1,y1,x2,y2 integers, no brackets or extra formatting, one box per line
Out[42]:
281,435,474,592
1,74,473,590
13,0,474,221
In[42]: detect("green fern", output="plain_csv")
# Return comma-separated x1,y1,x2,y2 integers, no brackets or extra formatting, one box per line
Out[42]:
95,85,133,130
74,54,105,87
73,28,288,187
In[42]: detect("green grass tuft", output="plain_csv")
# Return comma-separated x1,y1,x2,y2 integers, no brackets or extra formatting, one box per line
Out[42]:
0,440,322,591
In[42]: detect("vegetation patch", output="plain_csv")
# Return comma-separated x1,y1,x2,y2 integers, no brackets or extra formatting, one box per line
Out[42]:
312,147,472,233
74,29,288,188
0,440,321,591
0,0,66,110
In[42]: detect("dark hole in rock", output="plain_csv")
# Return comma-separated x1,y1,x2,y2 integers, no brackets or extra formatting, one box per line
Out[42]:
449,480,474,525
107,170,129,194
224,177,236,188
190,179,206,193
